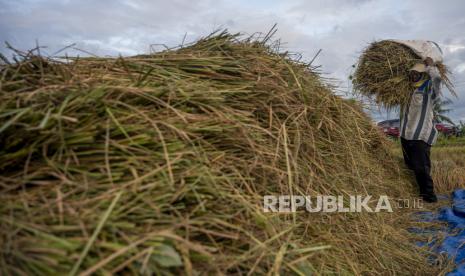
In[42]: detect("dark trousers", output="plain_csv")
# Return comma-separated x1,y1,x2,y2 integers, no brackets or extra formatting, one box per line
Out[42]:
401,138,437,201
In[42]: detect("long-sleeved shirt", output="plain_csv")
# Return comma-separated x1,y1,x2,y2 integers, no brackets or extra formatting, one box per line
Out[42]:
400,66,441,145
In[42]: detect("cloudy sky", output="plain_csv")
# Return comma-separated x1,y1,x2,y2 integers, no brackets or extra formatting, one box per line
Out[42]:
1,0,464,122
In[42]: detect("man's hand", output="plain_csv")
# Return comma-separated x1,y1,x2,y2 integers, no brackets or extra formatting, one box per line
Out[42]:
424,57,434,66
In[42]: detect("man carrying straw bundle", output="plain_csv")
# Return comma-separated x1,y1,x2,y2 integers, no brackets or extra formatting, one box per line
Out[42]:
400,57,441,203
354,40,454,203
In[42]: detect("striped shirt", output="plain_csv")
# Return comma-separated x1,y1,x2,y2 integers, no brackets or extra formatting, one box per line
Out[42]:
400,66,441,145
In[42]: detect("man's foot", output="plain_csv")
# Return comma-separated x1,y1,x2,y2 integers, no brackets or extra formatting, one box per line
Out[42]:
422,194,438,203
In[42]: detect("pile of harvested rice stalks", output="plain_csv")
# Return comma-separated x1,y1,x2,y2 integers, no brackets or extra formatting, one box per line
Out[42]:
0,31,447,275
352,40,454,109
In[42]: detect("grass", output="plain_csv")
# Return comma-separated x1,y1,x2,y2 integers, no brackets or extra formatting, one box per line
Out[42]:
431,142,465,194
434,136,465,147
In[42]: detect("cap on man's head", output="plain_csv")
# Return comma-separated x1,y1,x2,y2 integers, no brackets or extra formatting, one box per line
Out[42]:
410,63,426,73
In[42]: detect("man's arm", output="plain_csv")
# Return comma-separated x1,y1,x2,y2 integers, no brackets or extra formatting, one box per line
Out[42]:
424,57,442,97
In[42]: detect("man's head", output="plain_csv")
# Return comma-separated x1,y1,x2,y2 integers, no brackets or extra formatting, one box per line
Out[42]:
409,63,427,83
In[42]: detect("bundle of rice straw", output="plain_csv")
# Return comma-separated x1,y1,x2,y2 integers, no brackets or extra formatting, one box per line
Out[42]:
0,31,445,275
352,40,454,109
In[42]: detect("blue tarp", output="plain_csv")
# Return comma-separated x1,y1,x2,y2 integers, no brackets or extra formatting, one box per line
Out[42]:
412,189,465,275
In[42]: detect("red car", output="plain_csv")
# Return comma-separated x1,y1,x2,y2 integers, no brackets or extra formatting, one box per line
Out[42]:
435,123,455,136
